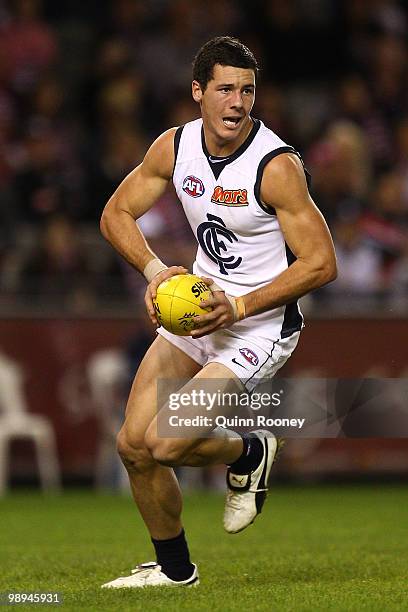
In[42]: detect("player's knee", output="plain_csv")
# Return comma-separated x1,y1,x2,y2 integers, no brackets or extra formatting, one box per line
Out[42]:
150,443,185,467
116,429,155,474
144,430,186,467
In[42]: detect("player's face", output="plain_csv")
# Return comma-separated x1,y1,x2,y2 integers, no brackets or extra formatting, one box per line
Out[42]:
192,64,256,153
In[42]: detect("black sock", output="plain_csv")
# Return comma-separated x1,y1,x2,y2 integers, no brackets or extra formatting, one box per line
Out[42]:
228,433,264,474
151,529,195,582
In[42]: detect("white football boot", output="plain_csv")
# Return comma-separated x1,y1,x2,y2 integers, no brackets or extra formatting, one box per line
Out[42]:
101,562,199,589
224,430,281,534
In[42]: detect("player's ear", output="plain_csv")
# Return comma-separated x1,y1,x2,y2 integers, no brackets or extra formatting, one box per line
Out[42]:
192,80,203,103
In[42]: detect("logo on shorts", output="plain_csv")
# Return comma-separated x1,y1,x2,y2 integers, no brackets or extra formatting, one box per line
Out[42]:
231,357,248,370
239,348,259,366
182,175,205,198
211,186,248,207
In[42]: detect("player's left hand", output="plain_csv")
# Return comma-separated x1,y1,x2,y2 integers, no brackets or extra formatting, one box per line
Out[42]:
190,277,243,338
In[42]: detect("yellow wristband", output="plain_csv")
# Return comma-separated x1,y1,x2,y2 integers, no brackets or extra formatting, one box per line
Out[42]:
206,282,246,322
235,296,246,321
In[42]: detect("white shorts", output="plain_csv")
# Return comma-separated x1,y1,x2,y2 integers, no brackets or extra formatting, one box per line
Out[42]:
157,325,300,393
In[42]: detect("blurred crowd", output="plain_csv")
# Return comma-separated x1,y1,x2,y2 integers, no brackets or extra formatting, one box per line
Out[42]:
0,0,407,315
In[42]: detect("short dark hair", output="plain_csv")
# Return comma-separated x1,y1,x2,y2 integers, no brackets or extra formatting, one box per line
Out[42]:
192,36,259,91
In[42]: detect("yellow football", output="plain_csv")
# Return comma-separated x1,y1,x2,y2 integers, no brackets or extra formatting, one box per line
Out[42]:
153,274,212,336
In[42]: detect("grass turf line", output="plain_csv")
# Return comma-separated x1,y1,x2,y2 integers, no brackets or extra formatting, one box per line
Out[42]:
1,486,408,611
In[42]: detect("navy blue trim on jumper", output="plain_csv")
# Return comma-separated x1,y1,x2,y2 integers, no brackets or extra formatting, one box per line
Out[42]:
172,125,185,177
201,118,261,180
254,147,312,215
281,244,304,338
254,146,296,215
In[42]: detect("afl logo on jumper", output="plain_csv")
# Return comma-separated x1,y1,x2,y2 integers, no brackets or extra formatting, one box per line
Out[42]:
182,175,205,198
239,348,259,366
197,213,242,275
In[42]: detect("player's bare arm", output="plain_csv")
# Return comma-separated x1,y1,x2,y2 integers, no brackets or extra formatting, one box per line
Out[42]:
100,128,187,324
244,153,337,316
192,153,337,337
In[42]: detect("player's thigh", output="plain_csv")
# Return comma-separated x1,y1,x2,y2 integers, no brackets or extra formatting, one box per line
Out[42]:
146,361,242,457
120,334,202,447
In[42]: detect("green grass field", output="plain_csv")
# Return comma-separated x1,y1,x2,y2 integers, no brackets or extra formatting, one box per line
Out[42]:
1,486,407,611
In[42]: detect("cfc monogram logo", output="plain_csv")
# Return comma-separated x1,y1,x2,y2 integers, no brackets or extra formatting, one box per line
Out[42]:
211,186,249,207
197,213,242,275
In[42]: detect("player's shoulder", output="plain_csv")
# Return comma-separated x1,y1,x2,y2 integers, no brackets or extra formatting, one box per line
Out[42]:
253,119,311,208
144,127,180,180
146,120,202,175
256,120,310,188
264,151,305,181
260,152,310,211
150,127,179,156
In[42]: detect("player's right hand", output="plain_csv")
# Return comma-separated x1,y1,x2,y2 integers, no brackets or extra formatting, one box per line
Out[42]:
145,266,188,325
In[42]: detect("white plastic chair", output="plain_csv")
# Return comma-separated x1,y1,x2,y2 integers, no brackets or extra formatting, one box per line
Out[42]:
0,351,61,494
87,349,128,490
